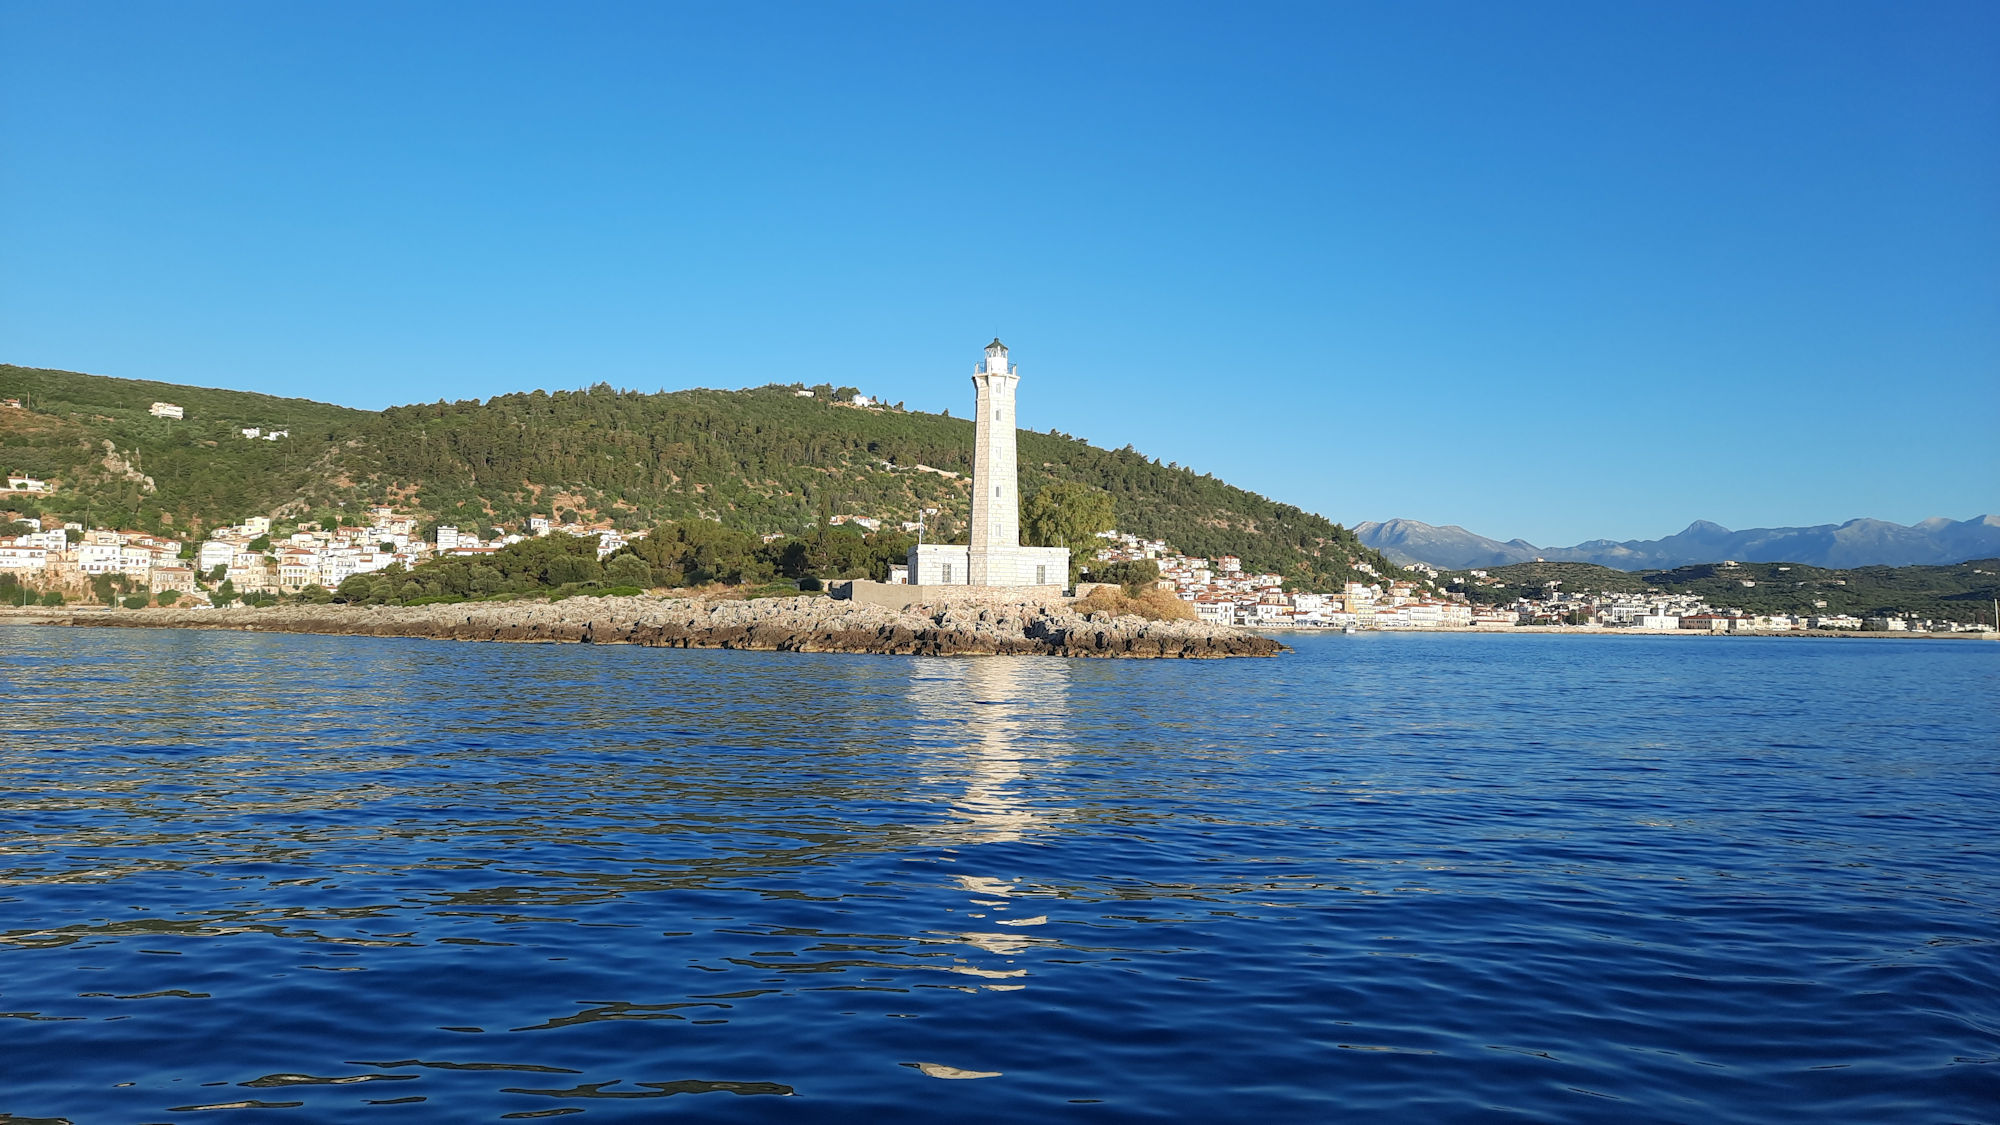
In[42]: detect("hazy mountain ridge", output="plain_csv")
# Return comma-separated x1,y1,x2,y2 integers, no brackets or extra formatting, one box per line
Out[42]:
1357,516,2000,571
1350,520,1541,570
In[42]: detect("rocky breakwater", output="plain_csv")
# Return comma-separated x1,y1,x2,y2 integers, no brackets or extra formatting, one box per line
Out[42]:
60,595,1284,659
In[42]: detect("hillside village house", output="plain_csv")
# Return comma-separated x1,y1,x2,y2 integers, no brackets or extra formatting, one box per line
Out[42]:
149,402,183,419
277,552,317,591
0,545,49,571
5,476,50,493
64,530,181,578
197,539,238,571
151,566,196,594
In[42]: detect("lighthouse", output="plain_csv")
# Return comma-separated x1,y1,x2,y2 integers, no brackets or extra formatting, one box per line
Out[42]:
906,340,1070,590
968,338,1020,584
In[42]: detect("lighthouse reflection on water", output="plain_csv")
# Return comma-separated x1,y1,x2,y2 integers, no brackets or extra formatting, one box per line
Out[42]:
904,656,1071,977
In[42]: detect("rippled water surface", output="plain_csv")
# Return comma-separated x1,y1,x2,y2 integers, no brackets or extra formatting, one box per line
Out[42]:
1,628,1995,1121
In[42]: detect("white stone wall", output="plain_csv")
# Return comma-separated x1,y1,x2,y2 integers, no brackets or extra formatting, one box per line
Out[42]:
978,545,1069,588
835,580,1068,611
910,543,1067,588
910,543,969,586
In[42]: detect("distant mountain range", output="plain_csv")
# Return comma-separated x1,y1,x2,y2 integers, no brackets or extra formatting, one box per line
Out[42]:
1354,516,2000,571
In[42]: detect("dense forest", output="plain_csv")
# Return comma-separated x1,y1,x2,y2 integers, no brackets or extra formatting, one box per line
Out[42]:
1449,558,2000,624
1,365,1404,591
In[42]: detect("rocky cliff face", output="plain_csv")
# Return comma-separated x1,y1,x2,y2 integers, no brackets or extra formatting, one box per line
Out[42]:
59,595,1283,659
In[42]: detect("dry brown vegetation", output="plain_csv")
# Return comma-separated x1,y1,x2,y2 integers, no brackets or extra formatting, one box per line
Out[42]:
687,582,749,600
1073,586,1199,622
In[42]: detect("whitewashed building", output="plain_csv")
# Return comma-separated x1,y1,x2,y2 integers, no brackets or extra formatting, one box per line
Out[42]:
0,546,48,571
197,539,240,571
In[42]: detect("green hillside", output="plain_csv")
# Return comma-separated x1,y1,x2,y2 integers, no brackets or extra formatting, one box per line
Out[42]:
1451,558,2000,624
1,365,1403,590
0,364,369,534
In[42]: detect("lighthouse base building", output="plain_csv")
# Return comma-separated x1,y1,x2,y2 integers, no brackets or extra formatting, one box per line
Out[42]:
908,541,1070,589
907,339,1069,592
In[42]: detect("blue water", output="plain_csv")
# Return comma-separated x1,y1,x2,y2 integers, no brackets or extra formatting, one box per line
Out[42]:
1,629,1995,1122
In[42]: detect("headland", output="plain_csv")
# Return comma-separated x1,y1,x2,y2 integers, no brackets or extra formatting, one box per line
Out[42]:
29,593,1284,658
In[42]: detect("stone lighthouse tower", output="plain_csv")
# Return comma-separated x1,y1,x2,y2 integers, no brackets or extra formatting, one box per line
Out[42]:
968,338,1020,585
904,340,1070,590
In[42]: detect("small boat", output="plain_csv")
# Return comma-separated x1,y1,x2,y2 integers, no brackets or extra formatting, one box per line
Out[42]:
1342,623,1358,635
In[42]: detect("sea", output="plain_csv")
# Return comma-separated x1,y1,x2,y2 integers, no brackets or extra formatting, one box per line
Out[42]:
1,628,1994,1122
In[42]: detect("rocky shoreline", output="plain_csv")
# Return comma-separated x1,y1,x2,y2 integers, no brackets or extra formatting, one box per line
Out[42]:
37,594,1285,658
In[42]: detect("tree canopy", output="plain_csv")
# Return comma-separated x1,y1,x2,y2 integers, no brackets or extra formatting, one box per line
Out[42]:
1023,482,1115,581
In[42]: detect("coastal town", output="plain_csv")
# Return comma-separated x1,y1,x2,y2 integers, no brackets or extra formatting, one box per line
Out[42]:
1081,531,1988,633
1,504,1984,634
0,506,640,607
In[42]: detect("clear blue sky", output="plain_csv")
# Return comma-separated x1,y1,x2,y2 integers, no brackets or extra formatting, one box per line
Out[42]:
3,2,1994,546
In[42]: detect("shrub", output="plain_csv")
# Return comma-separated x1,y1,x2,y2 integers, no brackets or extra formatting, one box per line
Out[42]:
39,591,64,607
797,575,823,592
1091,559,1160,589
745,581,810,600
545,554,602,586
687,582,749,600
603,553,652,588
121,595,151,609
155,591,181,607
1073,586,1197,623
